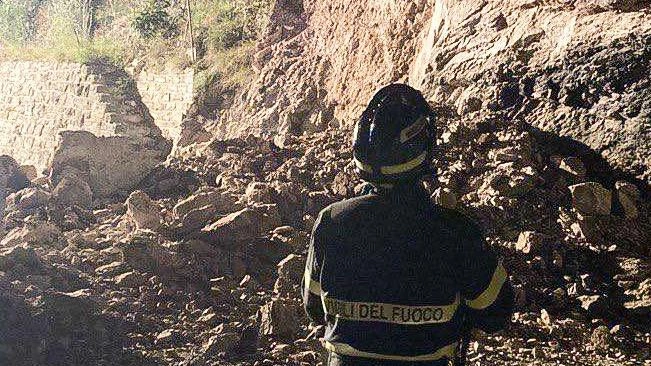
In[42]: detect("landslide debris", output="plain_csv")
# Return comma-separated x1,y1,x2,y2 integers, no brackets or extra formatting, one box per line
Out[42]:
0,104,649,365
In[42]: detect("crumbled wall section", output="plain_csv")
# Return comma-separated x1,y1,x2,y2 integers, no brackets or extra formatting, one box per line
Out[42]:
135,68,194,143
0,60,166,175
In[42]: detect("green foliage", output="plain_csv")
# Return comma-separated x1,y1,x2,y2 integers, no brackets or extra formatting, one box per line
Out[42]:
132,0,180,39
0,2,28,44
195,0,271,50
0,0,45,44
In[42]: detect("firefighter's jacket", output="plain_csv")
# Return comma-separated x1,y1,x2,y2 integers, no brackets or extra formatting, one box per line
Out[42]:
302,184,513,365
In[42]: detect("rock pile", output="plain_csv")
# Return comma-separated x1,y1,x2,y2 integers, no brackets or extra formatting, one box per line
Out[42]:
0,110,648,365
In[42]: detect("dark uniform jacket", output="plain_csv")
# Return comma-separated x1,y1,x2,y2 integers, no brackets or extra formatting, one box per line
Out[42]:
302,184,513,365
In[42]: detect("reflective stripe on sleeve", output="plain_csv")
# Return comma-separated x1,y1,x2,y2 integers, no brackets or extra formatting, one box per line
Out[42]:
321,294,459,325
324,341,457,361
380,151,428,175
303,268,322,296
465,260,507,310
353,157,373,173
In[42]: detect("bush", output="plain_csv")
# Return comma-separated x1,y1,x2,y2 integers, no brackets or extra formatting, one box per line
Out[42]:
0,0,45,45
132,0,180,39
197,0,271,50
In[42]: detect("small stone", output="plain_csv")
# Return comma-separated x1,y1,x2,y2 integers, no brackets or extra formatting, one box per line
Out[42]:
578,295,609,315
559,157,586,177
432,187,457,209
516,231,544,254
274,254,304,297
590,325,612,349
540,308,551,326
568,182,611,216
245,182,274,204
615,181,639,219
155,329,181,346
202,332,240,356
114,271,145,287
125,190,163,231
258,299,302,339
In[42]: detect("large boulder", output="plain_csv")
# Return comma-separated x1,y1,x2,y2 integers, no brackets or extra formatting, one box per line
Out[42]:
49,131,171,198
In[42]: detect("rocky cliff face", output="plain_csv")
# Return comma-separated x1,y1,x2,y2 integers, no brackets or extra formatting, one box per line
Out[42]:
215,0,651,185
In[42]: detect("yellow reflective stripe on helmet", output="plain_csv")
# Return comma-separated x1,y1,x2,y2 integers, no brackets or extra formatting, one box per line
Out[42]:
322,294,459,325
303,268,322,296
400,116,428,143
324,341,457,361
380,151,428,175
353,157,373,173
465,261,507,310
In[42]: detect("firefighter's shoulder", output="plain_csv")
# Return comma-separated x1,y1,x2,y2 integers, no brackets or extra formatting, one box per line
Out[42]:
318,194,378,224
432,205,483,240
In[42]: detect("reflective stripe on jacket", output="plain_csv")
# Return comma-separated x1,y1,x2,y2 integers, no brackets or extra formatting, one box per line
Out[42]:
302,184,513,365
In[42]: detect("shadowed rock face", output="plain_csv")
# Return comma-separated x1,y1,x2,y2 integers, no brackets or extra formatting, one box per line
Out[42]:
218,0,651,184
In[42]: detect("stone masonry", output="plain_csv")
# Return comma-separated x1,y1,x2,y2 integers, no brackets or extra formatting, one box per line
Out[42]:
0,61,177,175
135,68,194,145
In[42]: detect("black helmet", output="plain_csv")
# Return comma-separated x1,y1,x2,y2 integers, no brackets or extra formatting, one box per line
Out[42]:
353,84,435,186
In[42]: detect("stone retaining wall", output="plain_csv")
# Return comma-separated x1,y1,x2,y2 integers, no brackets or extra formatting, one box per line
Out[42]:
0,61,191,175
134,68,194,144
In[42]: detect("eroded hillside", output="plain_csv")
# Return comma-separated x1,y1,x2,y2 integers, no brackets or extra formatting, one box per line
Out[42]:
0,0,650,366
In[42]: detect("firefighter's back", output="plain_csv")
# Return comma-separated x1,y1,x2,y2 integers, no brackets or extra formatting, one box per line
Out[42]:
318,186,470,365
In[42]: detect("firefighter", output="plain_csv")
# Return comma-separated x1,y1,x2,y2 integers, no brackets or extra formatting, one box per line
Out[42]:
302,84,514,366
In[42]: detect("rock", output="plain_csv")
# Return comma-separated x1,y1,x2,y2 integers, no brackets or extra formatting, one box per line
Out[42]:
155,328,182,346
19,165,38,181
0,222,62,248
114,271,145,287
202,205,281,246
274,254,304,297
125,191,163,231
615,181,639,219
245,182,274,204
331,172,352,197
577,295,609,316
177,204,218,233
590,325,613,350
0,245,41,273
96,261,127,276
258,299,302,339
173,187,240,218
177,117,213,148
49,131,171,198
433,187,457,209
559,157,586,177
51,173,93,209
568,182,612,216
202,332,240,356
516,231,544,254
0,155,30,193
14,188,50,211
